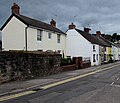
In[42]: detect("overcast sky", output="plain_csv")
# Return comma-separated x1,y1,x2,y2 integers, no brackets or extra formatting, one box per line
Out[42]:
0,0,120,37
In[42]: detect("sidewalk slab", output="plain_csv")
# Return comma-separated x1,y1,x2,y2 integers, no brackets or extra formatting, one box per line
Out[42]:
0,62,119,96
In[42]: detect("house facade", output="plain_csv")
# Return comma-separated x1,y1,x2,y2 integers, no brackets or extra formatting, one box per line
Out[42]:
66,23,104,66
1,3,66,56
112,44,119,61
93,32,112,63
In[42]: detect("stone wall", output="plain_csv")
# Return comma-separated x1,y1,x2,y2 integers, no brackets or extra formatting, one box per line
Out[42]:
61,64,76,72
0,51,62,83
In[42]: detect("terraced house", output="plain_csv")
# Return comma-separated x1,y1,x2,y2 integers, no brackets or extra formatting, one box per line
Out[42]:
66,23,111,66
0,3,66,56
93,31,112,63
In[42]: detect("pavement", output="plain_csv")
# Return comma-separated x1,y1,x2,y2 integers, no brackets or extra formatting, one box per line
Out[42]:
0,61,119,97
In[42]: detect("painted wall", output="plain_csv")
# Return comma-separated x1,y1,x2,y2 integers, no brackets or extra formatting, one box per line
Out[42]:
27,27,66,56
112,46,119,61
106,47,112,62
114,46,118,61
2,16,66,56
118,47,120,60
99,46,105,64
2,17,27,50
66,29,92,57
91,44,100,66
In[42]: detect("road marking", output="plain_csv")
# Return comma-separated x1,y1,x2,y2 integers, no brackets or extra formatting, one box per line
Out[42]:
40,64,120,90
0,64,120,102
117,78,119,80
112,84,120,88
111,82,114,85
0,91,36,102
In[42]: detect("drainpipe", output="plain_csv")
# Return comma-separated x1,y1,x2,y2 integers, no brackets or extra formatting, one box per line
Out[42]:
25,27,28,51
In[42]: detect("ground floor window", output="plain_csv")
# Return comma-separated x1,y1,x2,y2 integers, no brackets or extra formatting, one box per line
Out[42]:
104,54,106,61
93,54,96,62
96,54,98,60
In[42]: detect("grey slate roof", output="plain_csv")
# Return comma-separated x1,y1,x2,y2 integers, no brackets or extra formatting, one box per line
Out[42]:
75,29,111,47
1,13,66,35
112,43,120,47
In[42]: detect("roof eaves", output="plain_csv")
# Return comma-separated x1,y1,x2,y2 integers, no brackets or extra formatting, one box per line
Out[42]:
75,29,100,45
0,14,14,31
15,14,66,35
0,13,29,31
13,13,29,26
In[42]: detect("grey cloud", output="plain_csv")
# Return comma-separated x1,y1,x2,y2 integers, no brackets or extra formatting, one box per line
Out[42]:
0,0,120,35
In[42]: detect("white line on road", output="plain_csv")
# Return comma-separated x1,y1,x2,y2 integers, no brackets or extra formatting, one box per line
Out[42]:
111,84,120,88
111,82,114,85
117,78,119,80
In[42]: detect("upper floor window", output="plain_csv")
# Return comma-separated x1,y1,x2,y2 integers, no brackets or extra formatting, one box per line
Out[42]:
105,47,106,52
93,45,96,52
48,33,52,39
37,29,42,41
57,34,61,43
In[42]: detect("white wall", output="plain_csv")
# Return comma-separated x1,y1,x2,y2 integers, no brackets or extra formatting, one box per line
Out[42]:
112,46,118,61
27,27,66,56
91,44,100,66
66,29,92,58
114,46,119,60
27,27,38,50
118,47,120,60
0,31,2,40
2,16,66,56
2,16,27,50
66,29,101,66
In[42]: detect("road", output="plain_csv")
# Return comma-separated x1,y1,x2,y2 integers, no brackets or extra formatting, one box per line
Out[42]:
2,64,120,103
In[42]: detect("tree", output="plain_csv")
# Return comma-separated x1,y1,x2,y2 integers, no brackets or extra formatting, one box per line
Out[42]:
111,33,117,42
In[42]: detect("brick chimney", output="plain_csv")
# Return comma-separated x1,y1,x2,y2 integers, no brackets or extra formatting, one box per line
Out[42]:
69,23,76,29
84,27,91,33
96,31,101,37
11,3,20,14
50,19,56,27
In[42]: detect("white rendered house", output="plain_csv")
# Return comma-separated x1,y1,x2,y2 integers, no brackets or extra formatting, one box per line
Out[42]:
112,44,120,61
66,23,108,66
0,3,66,56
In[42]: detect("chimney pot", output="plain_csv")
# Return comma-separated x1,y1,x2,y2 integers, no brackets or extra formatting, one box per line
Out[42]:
69,23,76,29
96,31,101,37
50,19,56,27
11,3,20,14
84,27,91,33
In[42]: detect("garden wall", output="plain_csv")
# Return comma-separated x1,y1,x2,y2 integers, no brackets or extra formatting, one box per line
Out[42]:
0,51,62,83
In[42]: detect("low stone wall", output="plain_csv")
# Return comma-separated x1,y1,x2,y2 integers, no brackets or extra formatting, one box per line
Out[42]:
0,51,62,83
61,64,76,72
73,57,91,69
81,62,91,69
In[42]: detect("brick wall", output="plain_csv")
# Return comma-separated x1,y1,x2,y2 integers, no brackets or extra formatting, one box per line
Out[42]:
0,51,62,83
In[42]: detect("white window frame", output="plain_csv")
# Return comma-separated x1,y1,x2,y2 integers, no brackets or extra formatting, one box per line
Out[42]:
37,29,42,41
48,32,52,40
57,34,61,43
